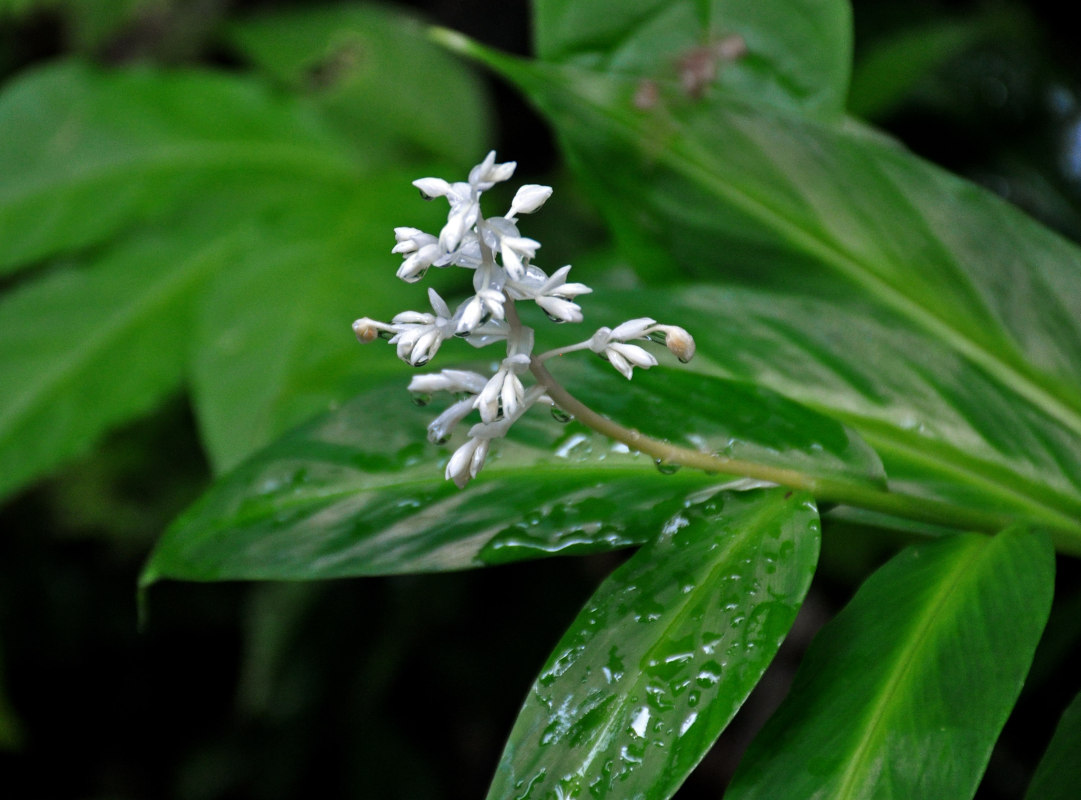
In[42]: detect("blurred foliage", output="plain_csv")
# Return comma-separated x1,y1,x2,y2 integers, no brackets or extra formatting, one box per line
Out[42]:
1,1,1081,799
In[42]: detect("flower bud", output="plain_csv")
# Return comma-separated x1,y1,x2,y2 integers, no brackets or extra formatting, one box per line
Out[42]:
508,184,553,217
352,318,381,343
663,326,696,363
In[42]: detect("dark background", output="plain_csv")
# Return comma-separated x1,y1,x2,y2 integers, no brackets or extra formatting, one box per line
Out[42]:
2,1,1080,797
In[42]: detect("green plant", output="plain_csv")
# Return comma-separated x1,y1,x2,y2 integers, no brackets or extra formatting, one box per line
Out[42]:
3,0,1081,797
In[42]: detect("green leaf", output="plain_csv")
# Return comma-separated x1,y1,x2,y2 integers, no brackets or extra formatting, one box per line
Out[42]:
445,43,1081,444
533,0,852,118
1025,691,1081,800
586,287,1081,549
141,361,874,585
727,527,1054,800
0,60,361,275
188,171,442,473
487,486,819,800
0,207,250,501
226,3,491,164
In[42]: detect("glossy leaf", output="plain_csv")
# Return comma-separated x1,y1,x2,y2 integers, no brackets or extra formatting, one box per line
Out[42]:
0,61,361,275
583,286,1081,551
141,362,874,584
449,42,1081,444
226,3,491,164
0,208,249,501
727,527,1054,800
534,0,852,118
1025,691,1081,800
487,487,819,800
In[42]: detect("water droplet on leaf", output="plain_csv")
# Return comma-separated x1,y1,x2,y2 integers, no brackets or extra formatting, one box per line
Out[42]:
654,458,681,475
550,406,573,423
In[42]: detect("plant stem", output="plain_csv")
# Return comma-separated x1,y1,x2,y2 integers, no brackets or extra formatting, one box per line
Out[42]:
503,292,1081,553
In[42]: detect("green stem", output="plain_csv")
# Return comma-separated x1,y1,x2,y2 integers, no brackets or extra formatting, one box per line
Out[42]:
526,355,1081,555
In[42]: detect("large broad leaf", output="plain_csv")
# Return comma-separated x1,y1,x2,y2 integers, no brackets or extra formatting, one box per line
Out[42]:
533,0,852,118
188,170,445,473
1025,691,1081,800
140,361,878,584
440,41,1081,447
0,61,362,275
225,3,491,164
0,205,251,501
727,526,1054,800
487,486,819,800
580,287,1081,552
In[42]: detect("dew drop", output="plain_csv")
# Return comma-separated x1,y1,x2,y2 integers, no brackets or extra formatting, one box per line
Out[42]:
411,392,432,407
677,355,691,364
654,459,681,475
550,406,574,424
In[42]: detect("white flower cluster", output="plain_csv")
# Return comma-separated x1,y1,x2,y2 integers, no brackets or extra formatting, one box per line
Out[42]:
353,152,695,488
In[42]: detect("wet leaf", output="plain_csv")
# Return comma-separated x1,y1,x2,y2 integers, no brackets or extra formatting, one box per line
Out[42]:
487,486,819,800
141,363,868,584
585,287,1081,550
727,526,1054,800
449,41,1081,450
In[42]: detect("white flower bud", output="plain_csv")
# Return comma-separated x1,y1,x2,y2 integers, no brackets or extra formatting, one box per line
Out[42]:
508,184,553,217
605,342,657,379
408,369,488,395
413,177,451,199
536,295,583,323
610,317,656,341
445,436,490,488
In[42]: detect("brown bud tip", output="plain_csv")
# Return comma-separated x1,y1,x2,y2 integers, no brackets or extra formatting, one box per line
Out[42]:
353,318,379,344
665,326,696,363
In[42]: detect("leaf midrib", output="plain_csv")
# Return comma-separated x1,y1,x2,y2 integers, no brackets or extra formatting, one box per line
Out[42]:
833,539,980,798
520,55,1081,439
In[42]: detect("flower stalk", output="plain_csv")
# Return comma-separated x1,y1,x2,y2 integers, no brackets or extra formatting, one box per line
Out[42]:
351,153,1080,550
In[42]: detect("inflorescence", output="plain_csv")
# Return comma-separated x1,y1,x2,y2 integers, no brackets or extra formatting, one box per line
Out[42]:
353,152,695,488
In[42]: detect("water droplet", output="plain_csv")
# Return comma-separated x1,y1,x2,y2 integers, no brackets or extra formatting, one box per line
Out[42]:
550,406,574,423
654,458,681,475
677,355,691,364
410,392,432,407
